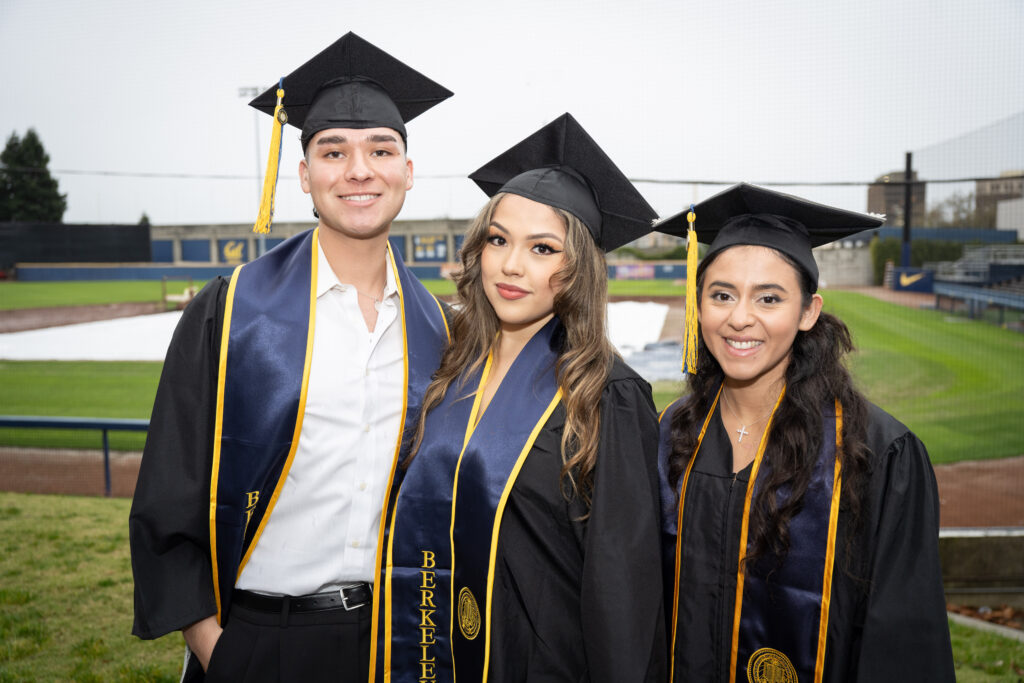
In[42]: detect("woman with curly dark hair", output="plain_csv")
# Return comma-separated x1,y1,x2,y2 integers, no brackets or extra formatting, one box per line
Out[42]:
370,114,667,683
656,184,954,683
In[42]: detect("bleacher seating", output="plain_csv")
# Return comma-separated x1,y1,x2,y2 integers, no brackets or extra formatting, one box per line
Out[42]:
929,245,1024,285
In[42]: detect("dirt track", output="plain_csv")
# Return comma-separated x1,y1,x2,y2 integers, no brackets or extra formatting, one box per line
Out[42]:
1,447,1022,528
0,302,166,333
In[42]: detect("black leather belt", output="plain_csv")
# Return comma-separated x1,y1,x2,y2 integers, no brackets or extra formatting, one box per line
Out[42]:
233,583,372,613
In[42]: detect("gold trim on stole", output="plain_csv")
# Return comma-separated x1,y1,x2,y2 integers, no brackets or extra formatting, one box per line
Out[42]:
813,399,843,683
370,244,451,682
480,389,562,680
667,385,722,683
208,229,320,624
373,244,408,681
209,263,242,625
233,229,319,581
729,386,787,683
668,390,844,682
445,351,495,683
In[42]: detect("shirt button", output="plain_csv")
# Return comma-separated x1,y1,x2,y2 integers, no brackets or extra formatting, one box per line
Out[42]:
358,482,367,491
365,368,370,377
363,423,370,433
351,540,360,548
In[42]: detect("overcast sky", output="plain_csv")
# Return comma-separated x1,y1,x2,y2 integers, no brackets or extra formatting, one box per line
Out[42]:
1,0,1022,226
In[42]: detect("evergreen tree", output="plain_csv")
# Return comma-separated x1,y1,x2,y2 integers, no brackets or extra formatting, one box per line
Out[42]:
0,129,67,222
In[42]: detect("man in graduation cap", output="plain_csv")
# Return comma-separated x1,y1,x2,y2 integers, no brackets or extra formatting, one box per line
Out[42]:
129,33,452,682
655,184,954,682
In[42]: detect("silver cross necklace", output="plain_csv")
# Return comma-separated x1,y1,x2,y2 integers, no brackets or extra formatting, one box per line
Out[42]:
721,391,774,444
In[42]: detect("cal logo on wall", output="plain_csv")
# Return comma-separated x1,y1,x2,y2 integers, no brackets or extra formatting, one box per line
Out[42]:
892,267,933,293
219,239,248,265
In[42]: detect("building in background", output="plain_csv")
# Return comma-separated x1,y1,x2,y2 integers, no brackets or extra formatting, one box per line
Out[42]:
868,171,926,227
977,170,1024,221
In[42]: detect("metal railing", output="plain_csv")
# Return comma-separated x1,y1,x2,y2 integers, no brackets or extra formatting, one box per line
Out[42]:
934,283,1024,311
0,416,148,496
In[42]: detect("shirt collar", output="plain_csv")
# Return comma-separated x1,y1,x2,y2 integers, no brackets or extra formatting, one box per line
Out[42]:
316,241,399,301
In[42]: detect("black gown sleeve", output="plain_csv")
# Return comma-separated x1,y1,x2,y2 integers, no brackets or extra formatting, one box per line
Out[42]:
580,366,668,683
129,278,228,639
850,418,955,681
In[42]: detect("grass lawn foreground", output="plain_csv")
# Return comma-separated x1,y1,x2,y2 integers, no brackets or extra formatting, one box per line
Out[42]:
1,491,1021,680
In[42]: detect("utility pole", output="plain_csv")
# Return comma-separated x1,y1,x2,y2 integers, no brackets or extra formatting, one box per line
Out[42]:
902,151,913,268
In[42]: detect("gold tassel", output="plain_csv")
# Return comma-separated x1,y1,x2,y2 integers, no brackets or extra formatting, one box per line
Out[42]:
253,80,286,234
682,206,699,375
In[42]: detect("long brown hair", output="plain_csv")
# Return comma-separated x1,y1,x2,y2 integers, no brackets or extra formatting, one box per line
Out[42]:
668,248,871,567
406,193,613,505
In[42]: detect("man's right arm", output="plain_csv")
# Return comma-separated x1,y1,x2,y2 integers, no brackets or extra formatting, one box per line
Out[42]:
128,278,228,640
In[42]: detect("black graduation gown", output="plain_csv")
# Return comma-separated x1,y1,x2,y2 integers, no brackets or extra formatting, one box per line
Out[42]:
130,278,229,639
486,357,668,683
664,401,954,682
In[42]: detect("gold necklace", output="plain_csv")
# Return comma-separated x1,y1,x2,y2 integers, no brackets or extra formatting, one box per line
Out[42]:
721,391,775,444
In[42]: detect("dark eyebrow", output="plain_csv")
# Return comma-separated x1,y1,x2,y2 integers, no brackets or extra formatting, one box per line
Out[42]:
706,280,737,291
488,221,565,243
367,133,399,144
753,283,788,293
315,135,346,146
706,280,788,293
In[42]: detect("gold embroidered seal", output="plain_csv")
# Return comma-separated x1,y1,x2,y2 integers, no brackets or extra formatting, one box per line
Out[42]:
746,647,797,683
457,586,480,640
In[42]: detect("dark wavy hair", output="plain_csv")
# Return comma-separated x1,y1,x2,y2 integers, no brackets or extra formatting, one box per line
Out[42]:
668,248,871,568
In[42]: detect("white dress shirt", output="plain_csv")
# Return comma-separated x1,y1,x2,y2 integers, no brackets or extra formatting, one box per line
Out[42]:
236,243,403,595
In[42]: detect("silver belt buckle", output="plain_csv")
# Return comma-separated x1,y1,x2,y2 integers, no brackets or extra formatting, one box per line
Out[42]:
339,583,367,611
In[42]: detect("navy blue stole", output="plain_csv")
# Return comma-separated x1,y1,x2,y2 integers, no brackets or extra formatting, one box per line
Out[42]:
662,388,843,683
374,317,563,683
209,228,449,624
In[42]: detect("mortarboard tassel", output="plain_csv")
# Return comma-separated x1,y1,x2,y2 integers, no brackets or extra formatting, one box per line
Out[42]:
682,205,699,375
253,79,286,234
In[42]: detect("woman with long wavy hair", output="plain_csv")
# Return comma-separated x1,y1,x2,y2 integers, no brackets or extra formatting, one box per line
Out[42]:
656,184,954,682
370,114,666,683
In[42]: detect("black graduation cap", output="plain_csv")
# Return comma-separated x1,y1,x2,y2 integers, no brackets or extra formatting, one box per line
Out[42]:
468,113,657,252
657,182,884,286
248,32,453,143
656,183,883,375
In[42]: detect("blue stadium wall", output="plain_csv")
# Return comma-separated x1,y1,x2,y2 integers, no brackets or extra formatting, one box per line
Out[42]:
15,262,690,282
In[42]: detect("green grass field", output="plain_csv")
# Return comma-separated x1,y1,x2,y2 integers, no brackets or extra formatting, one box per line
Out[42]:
0,491,1019,681
822,291,1024,464
0,362,160,451
1,281,1022,462
0,278,684,310
0,281,201,311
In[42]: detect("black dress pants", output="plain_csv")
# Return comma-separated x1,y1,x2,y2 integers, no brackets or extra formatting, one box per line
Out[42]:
197,600,372,683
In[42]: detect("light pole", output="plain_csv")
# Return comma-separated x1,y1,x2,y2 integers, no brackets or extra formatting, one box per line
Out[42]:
238,86,265,257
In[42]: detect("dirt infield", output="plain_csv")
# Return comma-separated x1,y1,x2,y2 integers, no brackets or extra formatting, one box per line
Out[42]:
934,455,1024,527
1,447,1021,527
0,302,166,333
0,448,142,497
